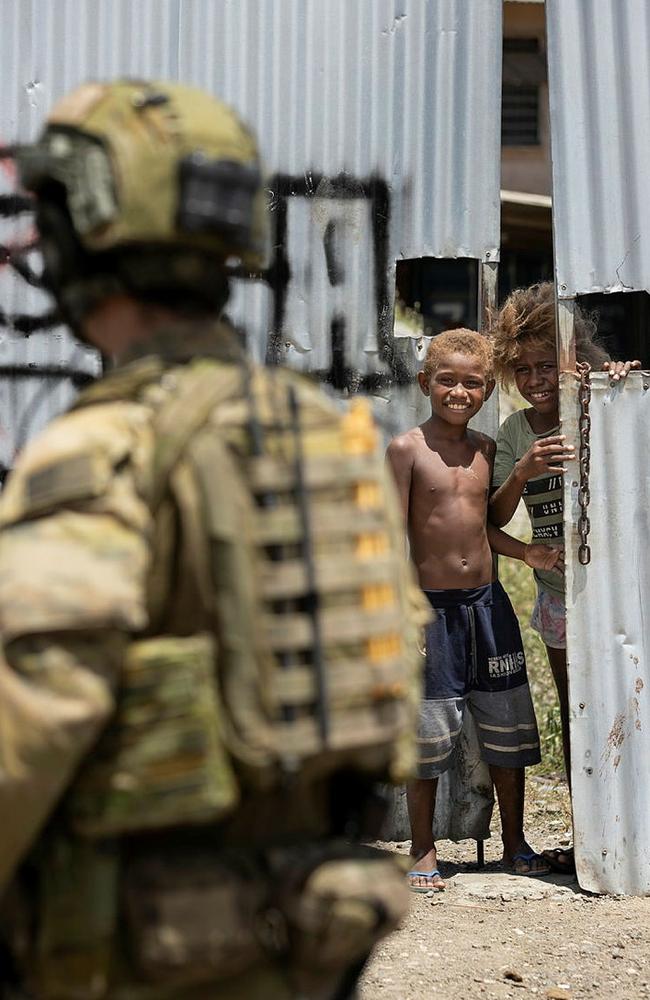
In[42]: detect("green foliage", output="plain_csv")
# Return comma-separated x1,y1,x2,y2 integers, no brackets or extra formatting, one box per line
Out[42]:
498,553,565,778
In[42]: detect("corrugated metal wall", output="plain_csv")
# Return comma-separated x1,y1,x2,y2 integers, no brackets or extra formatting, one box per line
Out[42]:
547,0,650,297
560,373,650,895
0,0,502,464
547,0,650,894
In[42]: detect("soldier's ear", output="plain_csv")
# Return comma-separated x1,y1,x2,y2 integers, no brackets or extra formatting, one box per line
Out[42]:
484,378,496,401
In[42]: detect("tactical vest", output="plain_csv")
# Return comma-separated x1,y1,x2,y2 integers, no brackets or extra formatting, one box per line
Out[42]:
22,354,425,998
64,356,425,837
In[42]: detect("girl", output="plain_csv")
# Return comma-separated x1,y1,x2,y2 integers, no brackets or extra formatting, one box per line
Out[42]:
489,281,640,874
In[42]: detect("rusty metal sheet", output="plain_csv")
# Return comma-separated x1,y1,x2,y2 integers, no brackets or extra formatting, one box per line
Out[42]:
561,370,650,895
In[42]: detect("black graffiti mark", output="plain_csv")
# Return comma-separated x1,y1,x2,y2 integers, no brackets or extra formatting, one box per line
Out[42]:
314,317,393,394
0,160,412,392
369,176,395,372
323,220,345,287
0,305,61,335
0,244,44,293
0,223,51,328
264,179,290,366
2,243,43,289
7,357,99,460
0,194,32,216
0,146,58,336
329,315,346,390
0,239,55,335
250,171,413,389
0,364,96,388
260,170,392,379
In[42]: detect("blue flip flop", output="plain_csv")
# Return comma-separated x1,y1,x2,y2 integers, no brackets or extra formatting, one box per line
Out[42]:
407,868,445,893
506,850,551,878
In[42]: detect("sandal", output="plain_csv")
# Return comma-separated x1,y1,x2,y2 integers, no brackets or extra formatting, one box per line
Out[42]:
504,850,551,878
542,846,575,875
407,868,446,893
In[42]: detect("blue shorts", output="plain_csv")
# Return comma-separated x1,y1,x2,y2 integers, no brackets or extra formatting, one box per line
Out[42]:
417,581,541,778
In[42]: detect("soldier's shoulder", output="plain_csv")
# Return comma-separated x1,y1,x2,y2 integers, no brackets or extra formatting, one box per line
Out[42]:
0,399,153,525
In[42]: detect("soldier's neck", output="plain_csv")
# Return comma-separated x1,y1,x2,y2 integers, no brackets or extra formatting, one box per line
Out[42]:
82,295,194,362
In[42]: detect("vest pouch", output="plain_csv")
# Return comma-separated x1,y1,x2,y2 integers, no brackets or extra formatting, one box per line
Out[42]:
67,633,239,837
122,847,267,987
30,834,119,1000
279,849,409,996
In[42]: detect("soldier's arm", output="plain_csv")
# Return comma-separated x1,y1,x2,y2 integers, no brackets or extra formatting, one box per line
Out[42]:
0,505,149,892
0,629,127,891
0,405,153,891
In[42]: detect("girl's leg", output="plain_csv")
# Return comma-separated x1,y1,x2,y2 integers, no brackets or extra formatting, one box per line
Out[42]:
545,644,571,789
543,644,575,874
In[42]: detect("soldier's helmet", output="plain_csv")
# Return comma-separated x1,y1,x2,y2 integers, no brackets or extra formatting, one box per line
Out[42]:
16,80,268,326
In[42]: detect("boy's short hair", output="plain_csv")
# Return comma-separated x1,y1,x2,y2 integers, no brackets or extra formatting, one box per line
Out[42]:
491,281,610,387
422,328,494,381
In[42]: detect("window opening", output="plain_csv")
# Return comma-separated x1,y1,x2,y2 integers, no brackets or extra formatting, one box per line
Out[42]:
575,291,650,369
395,258,478,337
502,38,546,147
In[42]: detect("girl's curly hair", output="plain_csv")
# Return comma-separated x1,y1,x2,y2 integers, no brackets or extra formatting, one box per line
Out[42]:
491,282,610,387
422,328,493,381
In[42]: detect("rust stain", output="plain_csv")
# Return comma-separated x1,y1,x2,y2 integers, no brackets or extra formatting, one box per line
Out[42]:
636,720,642,731
614,754,621,770
603,712,628,763
607,712,626,750
635,677,644,694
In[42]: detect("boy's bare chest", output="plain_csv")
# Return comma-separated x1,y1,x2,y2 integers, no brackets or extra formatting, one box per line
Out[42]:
411,445,490,502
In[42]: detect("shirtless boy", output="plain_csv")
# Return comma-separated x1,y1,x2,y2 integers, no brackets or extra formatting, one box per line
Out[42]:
387,329,561,892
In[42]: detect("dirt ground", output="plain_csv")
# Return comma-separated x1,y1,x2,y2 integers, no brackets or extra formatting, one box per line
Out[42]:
360,778,650,1000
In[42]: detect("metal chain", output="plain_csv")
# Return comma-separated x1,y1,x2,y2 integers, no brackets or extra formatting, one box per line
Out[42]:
576,361,592,565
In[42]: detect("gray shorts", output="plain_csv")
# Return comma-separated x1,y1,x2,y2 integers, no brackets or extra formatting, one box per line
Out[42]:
417,583,541,779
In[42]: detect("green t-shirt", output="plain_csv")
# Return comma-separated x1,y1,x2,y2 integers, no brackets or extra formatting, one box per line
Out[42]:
492,408,565,599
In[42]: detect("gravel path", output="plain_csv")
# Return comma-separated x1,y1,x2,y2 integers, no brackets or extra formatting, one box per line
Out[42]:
361,779,650,1000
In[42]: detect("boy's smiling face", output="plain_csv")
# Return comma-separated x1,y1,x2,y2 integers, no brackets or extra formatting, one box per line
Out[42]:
418,350,493,425
513,347,559,415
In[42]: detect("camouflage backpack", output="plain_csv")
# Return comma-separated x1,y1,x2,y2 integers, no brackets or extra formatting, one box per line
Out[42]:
67,356,426,837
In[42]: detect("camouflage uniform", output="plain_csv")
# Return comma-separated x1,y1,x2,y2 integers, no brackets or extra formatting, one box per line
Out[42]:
0,82,424,999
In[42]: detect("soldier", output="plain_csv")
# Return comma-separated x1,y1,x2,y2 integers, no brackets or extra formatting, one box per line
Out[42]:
0,81,425,999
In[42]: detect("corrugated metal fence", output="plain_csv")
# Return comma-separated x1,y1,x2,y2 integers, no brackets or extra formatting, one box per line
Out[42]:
547,0,650,894
0,0,502,470
547,0,650,297
5,0,650,895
